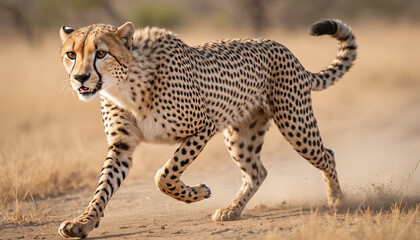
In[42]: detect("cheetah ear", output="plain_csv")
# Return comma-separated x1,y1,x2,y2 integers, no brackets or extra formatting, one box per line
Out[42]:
115,22,135,50
60,26,74,43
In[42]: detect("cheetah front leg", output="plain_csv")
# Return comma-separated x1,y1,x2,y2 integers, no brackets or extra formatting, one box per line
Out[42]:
155,120,216,203
59,98,140,239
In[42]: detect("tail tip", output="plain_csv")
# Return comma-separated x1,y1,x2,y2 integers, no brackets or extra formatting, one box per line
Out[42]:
310,19,338,36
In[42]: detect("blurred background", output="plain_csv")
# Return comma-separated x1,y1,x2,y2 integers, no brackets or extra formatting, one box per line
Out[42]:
1,0,420,40
0,0,419,219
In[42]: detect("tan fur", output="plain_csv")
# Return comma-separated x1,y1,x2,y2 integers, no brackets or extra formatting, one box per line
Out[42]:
58,20,357,238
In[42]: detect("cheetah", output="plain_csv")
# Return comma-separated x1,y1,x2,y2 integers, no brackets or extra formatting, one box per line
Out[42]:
58,19,357,238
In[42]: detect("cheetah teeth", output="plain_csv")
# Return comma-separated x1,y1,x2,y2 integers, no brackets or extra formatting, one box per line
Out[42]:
78,86,94,93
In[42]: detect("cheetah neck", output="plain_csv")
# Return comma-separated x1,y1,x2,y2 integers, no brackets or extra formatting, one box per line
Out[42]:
101,50,157,119
101,27,178,118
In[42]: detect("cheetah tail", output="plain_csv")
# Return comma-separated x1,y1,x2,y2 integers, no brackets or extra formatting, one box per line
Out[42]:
308,19,357,91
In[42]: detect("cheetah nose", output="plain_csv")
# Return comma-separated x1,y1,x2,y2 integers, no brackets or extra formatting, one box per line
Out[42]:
73,73,91,84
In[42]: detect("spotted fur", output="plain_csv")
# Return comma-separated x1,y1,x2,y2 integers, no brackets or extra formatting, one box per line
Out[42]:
58,19,357,238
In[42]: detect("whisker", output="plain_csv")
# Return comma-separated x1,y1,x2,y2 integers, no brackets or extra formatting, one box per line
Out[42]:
58,79,75,95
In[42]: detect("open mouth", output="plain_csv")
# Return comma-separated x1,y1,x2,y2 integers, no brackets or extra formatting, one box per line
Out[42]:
78,85,98,95
78,81,102,96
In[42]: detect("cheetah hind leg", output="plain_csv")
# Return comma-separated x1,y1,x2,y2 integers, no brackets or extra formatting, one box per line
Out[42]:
271,101,344,209
212,115,270,221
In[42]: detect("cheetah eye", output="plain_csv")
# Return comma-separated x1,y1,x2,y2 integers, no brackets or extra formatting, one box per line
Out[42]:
96,51,108,59
66,51,76,60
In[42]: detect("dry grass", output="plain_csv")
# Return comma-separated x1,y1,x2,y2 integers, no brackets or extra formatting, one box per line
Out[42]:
0,21,419,228
264,157,420,240
266,204,420,240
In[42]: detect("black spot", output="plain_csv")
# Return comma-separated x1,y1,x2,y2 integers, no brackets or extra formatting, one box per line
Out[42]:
118,128,129,135
249,121,257,129
180,160,189,167
121,161,129,168
114,142,129,151
255,143,263,154
107,179,114,195
247,145,254,152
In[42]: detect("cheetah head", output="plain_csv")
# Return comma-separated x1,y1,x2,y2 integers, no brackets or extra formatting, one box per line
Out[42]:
60,22,134,102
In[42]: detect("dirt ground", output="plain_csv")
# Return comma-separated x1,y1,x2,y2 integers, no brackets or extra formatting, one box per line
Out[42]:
0,177,322,240
1,155,419,240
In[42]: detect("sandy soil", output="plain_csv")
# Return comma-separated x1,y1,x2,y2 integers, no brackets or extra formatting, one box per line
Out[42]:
1,176,319,240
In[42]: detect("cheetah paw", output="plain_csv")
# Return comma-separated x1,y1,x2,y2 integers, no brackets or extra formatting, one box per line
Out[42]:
328,196,346,211
211,208,240,221
58,219,95,239
188,184,211,202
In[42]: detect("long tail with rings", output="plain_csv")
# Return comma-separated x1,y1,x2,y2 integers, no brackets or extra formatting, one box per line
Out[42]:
309,19,357,91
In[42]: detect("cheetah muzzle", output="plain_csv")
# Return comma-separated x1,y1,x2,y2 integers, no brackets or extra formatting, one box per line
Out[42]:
58,19,357,238
78,84,101,95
